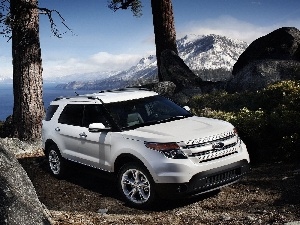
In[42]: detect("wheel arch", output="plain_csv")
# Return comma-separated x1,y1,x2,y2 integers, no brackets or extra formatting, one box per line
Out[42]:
44,139,58,154
114,153,146,174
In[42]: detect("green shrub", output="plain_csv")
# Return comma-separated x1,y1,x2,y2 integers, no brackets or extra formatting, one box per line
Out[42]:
190,80,300,163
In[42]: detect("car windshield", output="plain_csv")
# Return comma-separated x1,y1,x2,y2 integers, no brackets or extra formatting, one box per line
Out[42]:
105,95,192,130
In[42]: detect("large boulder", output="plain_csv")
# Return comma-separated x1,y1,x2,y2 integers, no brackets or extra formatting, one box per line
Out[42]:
0,144,51,225
227,27,300,92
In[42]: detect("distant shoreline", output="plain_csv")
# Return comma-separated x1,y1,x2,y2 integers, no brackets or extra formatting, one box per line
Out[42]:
0,83,83,121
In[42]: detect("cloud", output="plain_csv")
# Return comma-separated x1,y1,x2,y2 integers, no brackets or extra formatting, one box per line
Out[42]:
42,52,143,78
1,50,154,79
89,52,141,71
3,15,300,79
177,15,300,44
0,56,13,78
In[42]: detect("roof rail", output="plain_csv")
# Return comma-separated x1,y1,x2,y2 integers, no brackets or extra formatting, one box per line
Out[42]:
97,87,151,93
52,87,152,101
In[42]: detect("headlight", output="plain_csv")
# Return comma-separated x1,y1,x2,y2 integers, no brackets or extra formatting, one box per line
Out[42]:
145,142,187,159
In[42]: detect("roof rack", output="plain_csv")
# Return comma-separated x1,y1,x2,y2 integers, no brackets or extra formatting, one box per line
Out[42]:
98,87,150,93
52,87,152,102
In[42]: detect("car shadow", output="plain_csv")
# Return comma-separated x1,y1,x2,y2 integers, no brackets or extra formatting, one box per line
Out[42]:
18,155,220,213
148,190,220,212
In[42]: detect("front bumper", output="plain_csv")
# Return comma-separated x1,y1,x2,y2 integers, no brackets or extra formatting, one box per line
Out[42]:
155,159,250,199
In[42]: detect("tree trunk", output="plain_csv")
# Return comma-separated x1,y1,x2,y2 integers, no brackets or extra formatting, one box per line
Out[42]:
11,0,44,141
151,0,178,81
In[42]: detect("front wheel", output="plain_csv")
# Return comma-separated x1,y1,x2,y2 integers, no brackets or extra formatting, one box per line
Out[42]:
47,145,66,178
118,163,156,208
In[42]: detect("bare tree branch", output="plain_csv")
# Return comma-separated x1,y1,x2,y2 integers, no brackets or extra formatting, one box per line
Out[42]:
38,7,74,38
0,1,74,39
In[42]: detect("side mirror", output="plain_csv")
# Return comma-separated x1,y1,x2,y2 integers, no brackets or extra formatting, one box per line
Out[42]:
88,123,111,132
183,106,191,112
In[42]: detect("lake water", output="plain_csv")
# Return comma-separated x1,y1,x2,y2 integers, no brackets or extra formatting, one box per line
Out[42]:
0,83,97,121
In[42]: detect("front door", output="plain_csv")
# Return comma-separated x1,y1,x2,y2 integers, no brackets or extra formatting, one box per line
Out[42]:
76,104,111,170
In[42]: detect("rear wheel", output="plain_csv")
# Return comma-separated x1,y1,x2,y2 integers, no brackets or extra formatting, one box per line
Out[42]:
47,145,66,178
118,163,156,208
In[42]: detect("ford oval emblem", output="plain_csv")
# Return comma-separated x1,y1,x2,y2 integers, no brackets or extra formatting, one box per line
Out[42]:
212,142,225,150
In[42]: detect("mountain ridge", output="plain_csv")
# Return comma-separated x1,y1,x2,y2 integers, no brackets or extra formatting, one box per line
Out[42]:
52,34,248,90
0,34,248,86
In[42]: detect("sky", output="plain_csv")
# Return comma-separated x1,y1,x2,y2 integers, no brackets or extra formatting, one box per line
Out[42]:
1,0,300,79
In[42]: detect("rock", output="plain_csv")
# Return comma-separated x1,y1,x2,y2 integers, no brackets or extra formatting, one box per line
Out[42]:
228,27,300,92
152,81,177,97
232,27,300,75
97,208,108,215
246,215,256,221
0,138,42,156
227,59,300,92
0,144,51,225
220,214,231,221
285,222,300,225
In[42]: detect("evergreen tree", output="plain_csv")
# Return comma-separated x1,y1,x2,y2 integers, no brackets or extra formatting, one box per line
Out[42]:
108,0,178,81
1,0,69,140
151,0,178,81
10,0,44,141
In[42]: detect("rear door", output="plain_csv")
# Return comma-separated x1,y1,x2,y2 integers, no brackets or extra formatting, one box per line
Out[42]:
56,104,84,161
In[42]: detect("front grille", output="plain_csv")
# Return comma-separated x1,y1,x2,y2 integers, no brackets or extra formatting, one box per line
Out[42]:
184,131,236,148
183,131,239,162
192,143,238,162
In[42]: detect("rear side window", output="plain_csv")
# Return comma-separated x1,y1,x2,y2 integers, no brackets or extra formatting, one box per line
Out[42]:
58,104,84,126
45,105,59,121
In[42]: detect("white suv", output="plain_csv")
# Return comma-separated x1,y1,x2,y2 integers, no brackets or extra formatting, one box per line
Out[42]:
42,88,250,208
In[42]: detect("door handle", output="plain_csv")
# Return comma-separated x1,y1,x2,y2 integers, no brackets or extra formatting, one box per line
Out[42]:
79,132,87,138
55,127,60,132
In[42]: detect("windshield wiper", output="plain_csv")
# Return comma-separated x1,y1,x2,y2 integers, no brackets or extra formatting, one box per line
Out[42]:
152,114,191,124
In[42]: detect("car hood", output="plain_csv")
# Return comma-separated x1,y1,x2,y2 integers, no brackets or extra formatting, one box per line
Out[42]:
121,116,234,143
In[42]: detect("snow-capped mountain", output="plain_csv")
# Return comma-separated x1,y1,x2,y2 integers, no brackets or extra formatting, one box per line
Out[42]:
178,34,247,70
57,34,248,90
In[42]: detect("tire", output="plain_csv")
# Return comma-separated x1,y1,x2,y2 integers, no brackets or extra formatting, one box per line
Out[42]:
118,163,156,208
46,145,66,178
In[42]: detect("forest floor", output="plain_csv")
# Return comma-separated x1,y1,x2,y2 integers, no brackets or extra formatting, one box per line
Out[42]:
15,146,300,225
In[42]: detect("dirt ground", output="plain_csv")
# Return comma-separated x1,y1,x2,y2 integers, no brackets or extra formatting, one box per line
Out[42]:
17,150,300,225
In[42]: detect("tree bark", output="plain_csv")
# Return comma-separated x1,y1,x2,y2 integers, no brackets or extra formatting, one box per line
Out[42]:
11,0,44,141
151,0,178,81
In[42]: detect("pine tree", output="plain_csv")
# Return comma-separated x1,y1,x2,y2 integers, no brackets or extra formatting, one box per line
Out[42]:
10,0,44,140
151,0,178,81
108,0,178,81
